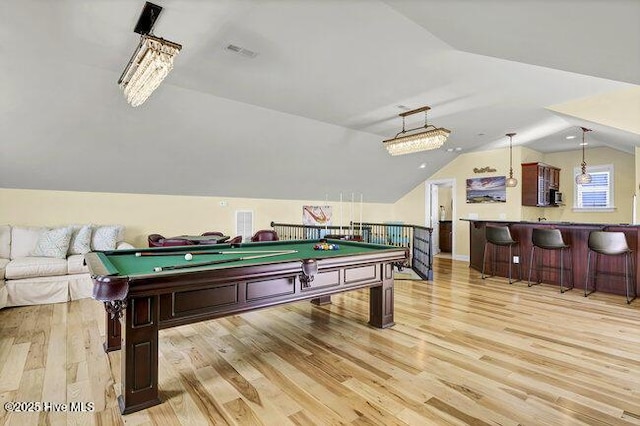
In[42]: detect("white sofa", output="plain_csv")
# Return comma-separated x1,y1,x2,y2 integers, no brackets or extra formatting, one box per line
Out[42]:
0,224,133,309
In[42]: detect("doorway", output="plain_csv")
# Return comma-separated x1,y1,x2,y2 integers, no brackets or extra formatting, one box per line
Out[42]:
425,178,456,258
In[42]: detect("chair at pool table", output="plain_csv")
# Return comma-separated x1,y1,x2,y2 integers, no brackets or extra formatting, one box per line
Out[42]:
251,230,279,242
148,234,165,247
228,235,243,244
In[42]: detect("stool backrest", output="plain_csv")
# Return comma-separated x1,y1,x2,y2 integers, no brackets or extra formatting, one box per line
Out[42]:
486,226,515,245
588,231,630,255
532,228,566,249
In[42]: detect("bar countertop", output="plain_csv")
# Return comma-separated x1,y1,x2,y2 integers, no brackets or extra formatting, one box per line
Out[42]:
460,218,639,227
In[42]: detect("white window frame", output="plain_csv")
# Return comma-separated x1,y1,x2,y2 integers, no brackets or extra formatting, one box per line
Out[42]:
573,164,615,212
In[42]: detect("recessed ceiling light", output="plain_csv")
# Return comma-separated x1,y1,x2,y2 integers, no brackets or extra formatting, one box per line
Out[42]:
566,135,576,140
446,148,454,152
579,142,588,146
419,163,426,169
455,147,462,151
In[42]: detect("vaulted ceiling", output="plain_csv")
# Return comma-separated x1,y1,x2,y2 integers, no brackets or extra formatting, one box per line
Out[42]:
1,0,639,202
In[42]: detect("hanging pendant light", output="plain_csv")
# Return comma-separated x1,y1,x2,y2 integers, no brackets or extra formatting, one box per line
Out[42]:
505,133,518,187
575,127,592,185
383,106,451,155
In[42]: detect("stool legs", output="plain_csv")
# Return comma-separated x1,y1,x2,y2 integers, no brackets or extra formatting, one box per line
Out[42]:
585,251,636,303
527,246,538,287
624,252,637,304
482,243,521,283
585,251,596,297
481,242,490,279
528,246,572,292
559,248,574,293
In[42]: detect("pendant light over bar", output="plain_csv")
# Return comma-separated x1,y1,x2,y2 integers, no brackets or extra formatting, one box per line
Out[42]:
575,127,593,185
383,106,451,156
118,2,182,107
505,132,518,187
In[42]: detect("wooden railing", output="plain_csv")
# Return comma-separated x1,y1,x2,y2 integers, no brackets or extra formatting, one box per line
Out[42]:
270,221,433,280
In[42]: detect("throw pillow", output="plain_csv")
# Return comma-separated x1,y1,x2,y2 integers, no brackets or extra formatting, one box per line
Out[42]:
68,225,92,255
91,225,123,251
31,227,74,259
0,225,10,259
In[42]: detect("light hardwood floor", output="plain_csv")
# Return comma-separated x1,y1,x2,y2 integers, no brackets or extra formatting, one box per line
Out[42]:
1,257,640,425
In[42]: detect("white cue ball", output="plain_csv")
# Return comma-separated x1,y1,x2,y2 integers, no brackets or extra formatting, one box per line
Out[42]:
135,252,142,257
184,253,193,261
154,267,162,272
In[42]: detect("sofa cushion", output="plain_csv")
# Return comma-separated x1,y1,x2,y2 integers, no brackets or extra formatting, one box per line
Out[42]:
67,254,89,275
10,226,46,259
0,225,10,259
32,227,73,259
0,258,9,280
91,225,124,251
5,257,68,280
68,225,92,255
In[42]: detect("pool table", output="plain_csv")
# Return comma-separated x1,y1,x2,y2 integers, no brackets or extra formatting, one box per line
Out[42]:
85,239,408,414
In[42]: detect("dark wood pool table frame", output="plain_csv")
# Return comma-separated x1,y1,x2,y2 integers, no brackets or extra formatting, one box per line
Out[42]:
85,241,408,414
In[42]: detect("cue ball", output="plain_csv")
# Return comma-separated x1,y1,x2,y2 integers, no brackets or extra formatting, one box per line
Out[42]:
184,253,193,261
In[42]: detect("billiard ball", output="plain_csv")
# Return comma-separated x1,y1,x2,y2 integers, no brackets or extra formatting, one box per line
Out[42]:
184,253,193,261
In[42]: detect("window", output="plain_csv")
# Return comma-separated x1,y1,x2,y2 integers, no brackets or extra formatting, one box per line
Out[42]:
573,164,614,211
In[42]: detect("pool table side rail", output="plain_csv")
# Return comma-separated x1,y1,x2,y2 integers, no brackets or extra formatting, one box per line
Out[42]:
87,244,408,302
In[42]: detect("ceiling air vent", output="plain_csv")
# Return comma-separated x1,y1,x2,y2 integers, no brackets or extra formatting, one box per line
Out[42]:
225,44,258,58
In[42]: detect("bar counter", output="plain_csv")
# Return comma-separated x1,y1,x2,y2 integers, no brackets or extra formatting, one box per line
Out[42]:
463,219,640,296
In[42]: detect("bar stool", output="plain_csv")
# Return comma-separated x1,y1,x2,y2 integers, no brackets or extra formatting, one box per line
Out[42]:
527,228,573,293
482,226,522,284
585,231,636,304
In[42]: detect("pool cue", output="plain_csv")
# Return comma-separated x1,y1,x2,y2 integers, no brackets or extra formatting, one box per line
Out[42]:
324,194,328,234
153,251,298,272
359,193,363,237
340,192,343,234
136,249,297,257
349,192,353,235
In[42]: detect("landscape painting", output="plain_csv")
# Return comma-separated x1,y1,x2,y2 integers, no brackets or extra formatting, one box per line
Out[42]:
466,176,507,203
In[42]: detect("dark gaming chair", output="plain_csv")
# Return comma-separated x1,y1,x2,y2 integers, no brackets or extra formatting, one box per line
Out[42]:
250,230,279,242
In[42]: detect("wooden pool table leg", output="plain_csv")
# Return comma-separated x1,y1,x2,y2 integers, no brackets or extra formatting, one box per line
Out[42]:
104,314,121,352
369,263,395,328
118,295,161,414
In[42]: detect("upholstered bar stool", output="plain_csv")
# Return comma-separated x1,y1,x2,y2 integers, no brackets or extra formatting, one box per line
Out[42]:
482,225,522,284
528,228,573,293
585,231,637,304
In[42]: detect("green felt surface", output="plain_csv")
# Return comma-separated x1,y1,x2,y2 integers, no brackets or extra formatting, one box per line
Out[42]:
100,240,395,277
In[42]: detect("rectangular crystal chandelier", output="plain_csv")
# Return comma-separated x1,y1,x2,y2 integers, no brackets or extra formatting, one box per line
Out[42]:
118,35,182,107
383,106,451,156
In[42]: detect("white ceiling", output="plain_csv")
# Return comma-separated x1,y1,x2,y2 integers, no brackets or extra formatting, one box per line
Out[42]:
1,0,639,202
